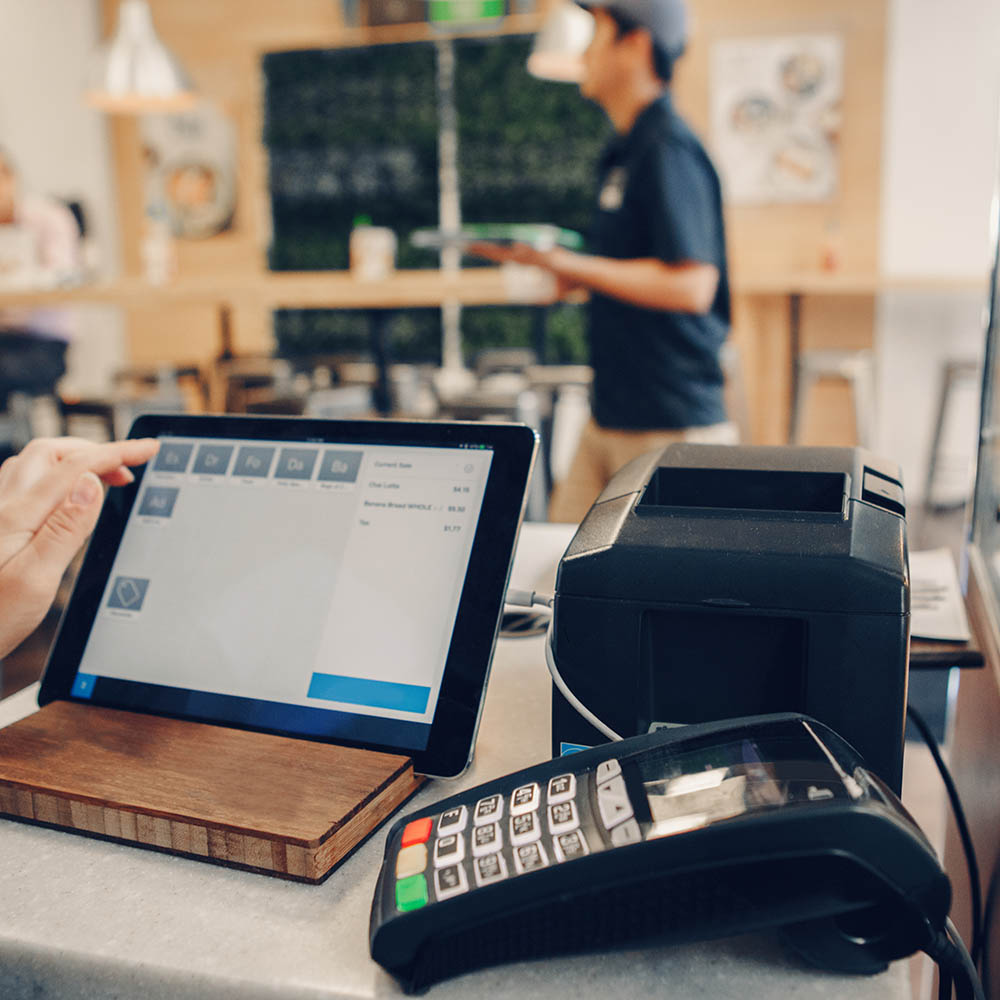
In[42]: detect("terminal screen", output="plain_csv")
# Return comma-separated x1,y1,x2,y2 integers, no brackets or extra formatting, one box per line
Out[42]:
72,435,494,752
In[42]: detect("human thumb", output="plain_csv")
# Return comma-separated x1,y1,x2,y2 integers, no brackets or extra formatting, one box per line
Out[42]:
28,470,104,585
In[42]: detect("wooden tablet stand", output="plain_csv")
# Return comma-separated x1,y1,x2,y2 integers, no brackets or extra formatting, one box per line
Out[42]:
0,701,425,882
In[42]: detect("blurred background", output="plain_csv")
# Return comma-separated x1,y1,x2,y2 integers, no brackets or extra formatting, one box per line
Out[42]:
0,0,998,692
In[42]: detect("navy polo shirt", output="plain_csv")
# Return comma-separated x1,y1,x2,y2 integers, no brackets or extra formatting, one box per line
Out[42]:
587,94,730,430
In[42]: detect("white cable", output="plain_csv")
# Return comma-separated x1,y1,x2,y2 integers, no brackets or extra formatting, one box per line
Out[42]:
504,587,553,609
544,617,623,743
504,586,622,741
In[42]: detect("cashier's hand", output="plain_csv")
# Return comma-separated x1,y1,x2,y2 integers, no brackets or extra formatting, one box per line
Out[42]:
465,241,582,300
0,437,159,659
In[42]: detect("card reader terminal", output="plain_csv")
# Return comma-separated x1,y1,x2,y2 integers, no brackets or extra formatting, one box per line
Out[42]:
370,714,951,993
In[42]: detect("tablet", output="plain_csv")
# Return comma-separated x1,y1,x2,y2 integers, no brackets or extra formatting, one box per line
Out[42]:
39,415,536,778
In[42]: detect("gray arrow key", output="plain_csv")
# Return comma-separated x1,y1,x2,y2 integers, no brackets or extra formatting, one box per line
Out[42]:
596,775,634,830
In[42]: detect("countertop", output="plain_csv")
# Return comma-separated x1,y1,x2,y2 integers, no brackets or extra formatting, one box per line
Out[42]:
0,523,909,1000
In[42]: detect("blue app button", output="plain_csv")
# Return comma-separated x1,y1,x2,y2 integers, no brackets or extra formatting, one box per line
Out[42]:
318,450,363,483
153,442,193,474
233,446,276,478
138,486,179,518
275,448,319,480
193,444,234,475
107,576,150,612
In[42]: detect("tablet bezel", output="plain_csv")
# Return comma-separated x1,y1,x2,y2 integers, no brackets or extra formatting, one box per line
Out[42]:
39,414,536,778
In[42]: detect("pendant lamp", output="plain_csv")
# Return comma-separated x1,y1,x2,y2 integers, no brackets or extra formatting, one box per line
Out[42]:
526,0,594,83
85,0,196,114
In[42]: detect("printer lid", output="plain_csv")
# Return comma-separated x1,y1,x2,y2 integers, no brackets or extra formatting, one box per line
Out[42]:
556,444,908,616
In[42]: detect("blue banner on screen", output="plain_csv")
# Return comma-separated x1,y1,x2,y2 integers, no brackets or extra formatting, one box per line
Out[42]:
308,673,430,714
72,673,97,699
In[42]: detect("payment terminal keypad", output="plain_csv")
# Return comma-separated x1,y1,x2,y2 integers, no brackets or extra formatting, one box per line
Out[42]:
383,757,644,917
372,716,955,996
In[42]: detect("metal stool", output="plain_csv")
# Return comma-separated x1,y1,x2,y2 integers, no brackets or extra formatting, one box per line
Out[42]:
924,358,980,511
791,348,875,448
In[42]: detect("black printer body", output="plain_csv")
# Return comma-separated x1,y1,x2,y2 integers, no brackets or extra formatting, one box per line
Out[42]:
552,444,910,793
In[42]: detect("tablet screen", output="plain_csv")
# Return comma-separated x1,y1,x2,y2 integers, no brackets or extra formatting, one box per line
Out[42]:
41,416,535,776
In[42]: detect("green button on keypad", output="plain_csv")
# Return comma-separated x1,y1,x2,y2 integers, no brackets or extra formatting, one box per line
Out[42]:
395,874,429,911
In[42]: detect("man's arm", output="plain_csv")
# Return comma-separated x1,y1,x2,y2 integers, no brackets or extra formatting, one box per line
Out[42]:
466,241,719,314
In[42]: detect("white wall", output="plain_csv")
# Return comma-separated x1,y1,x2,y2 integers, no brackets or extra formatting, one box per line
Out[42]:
875,0,1000,502
880,0,1000,279
0,0,125,395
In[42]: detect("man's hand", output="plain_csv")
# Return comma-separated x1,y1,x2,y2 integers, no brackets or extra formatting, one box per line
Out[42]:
0,437,160,659
465,241,583,302
465,240,554,268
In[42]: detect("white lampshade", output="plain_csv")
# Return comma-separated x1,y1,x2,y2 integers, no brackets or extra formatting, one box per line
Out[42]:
526,0,594,83
84,0,196,114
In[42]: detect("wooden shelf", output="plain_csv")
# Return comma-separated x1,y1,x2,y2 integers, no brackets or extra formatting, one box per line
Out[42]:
0,268,986,311
0,269,526,311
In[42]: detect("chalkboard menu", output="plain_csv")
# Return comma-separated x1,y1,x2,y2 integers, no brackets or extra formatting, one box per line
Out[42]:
264,36,610,363
265,43,440,271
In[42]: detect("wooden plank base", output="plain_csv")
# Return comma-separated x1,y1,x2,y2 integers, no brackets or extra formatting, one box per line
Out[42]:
0,701,425,882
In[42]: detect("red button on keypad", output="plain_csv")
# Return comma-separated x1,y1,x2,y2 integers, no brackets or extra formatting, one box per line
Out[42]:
401,817,433,847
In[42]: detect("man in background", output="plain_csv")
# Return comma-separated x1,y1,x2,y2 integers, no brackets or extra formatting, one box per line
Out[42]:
0,146,82,411
471,0,733,523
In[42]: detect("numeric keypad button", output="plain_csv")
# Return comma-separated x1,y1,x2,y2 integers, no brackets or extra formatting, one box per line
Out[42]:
513,842,549,875
510,811,541,846
474,794,503,826
510,783,540,816
433,833,466,867
547,800,579,836
547,774,576,804
553,830,590,863
437,806,468,835
434,863,469,900
474,852,508,887
472,822,503,857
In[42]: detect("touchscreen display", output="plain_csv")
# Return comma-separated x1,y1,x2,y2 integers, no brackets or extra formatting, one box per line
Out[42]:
70,434,494,753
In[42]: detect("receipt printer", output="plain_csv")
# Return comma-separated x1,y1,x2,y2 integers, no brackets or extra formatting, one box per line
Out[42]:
551,444,909,792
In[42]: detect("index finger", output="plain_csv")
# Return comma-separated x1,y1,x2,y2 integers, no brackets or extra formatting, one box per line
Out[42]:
1,439,160,534
0,436,159,493
56,438,161,487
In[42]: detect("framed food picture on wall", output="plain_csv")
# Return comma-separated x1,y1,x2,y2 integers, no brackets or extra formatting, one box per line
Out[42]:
711,34,843,204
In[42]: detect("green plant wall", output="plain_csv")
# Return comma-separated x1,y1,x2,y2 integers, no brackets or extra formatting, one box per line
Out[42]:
264,35,610,365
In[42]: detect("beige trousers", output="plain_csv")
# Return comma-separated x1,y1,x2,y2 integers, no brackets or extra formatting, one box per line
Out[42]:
548,418,738,524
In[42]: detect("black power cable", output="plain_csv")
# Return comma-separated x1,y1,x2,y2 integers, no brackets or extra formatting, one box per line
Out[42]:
923,918,986,1000
982,858,999,999
906,703,984,970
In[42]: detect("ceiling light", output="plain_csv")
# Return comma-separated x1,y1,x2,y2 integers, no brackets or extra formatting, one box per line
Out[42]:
84,0,196,114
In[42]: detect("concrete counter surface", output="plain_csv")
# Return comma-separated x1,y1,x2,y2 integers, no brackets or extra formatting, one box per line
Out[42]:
0,524,908,999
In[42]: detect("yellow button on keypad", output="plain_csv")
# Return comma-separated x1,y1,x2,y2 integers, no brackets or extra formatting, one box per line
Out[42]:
395,843,428,880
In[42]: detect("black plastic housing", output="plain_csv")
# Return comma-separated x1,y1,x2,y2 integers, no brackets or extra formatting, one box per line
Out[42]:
552,444,909,792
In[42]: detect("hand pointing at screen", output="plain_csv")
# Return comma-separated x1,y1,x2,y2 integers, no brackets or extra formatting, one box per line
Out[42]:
0,437,159,659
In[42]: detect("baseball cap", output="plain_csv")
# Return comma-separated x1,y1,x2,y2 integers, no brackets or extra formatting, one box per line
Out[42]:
576,0,688,58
